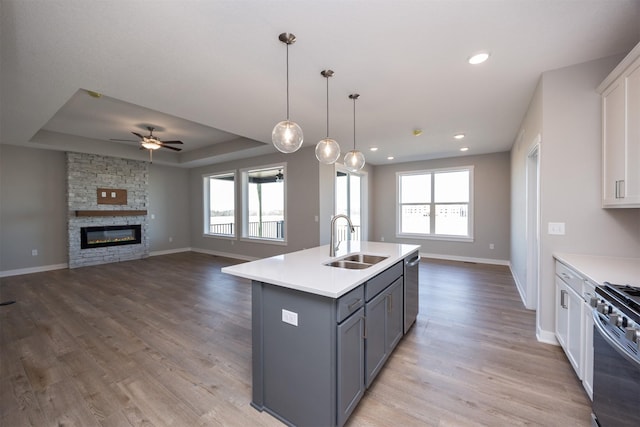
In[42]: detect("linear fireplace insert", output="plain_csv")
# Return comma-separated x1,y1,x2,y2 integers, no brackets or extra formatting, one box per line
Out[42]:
80,225,142,249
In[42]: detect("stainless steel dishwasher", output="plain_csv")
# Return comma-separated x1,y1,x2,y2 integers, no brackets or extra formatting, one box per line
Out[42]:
404,251,420,333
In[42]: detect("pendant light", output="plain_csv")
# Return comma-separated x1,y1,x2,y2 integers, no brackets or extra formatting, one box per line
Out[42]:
344,94,365,172
315,70,341,164
272,32,304,153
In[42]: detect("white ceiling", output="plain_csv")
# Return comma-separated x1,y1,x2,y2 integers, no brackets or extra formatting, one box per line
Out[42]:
1,1,639,167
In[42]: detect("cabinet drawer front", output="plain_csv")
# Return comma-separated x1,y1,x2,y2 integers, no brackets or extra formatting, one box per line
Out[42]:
555,261,583,294
337,286,365,323
365,261,403,302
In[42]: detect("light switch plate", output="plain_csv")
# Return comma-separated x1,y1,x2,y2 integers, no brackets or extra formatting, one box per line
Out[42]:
548,222,565,235
282,309,298,326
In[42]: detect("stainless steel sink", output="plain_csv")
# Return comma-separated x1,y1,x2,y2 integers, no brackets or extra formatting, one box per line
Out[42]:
324,253,388,269
324,260,372,269
341,254,388,264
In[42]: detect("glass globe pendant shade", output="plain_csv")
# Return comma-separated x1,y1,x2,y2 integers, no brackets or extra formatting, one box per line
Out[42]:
315,138,340,164
344,150,366,172
272,120,304,153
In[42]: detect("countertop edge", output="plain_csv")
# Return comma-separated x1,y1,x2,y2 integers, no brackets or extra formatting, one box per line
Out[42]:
222,243,420,298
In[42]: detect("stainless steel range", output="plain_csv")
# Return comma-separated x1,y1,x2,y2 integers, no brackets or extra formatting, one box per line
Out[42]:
591,282,640,427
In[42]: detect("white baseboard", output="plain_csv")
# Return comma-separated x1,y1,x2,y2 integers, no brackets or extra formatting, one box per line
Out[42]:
537,327,558,345
191,247,258,262
509,264,531,310
419,252,509,266
0,263,68,278
149,247,192,257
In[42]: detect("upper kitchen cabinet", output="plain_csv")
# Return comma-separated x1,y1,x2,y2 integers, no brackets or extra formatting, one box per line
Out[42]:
598,42,640,208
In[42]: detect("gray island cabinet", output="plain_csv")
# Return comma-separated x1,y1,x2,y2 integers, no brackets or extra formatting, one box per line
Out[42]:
221,242,420,427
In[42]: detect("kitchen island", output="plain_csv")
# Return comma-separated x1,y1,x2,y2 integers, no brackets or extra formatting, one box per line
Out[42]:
222,241,420,427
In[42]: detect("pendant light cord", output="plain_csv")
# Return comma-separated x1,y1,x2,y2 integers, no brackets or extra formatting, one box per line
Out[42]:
352,96,356,150
286,43,290,121
326,76,330,137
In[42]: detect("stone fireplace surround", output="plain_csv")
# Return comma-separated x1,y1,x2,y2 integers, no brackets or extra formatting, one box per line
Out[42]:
67,152,150,268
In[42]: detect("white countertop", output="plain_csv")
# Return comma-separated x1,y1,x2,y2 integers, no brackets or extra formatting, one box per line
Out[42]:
554,253,640,287
221,241,420,298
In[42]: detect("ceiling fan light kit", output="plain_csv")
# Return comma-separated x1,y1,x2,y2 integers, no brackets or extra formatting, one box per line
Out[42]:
272,32,304,154
315,69,341,164
344,93,366,172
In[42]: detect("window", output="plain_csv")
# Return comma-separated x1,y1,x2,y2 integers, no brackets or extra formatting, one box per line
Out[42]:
203,172,236,237
242,164,286,242
335,168,363,241
397,167,473,240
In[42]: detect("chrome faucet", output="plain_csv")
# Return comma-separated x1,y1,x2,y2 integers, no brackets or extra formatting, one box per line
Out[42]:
330,214,355,257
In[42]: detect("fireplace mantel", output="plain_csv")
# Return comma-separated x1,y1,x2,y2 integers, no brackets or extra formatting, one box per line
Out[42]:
75,210,147,217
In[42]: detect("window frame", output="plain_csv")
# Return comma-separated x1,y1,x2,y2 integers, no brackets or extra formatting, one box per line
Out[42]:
240,162,288,245
203,170,237,240
334,163,368,242
396,166,474,242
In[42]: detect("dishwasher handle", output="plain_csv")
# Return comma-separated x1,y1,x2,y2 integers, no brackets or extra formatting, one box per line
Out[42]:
405,254,421,267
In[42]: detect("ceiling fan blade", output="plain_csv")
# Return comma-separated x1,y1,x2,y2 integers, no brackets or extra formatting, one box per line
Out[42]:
132,132,144,139
110,138,139,142
160,140,184,144
160,144,182,151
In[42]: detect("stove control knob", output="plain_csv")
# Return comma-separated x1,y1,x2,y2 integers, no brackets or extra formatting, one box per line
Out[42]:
609,313,622,326
625,328,640,343
597,302,606,314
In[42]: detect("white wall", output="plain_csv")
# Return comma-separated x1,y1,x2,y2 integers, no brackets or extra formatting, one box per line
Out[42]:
511,54,640,342
371,152,511,263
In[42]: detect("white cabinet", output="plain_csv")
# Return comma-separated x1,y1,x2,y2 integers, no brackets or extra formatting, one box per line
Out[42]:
555,276,582,375
599,43,640,207
554,260,595,400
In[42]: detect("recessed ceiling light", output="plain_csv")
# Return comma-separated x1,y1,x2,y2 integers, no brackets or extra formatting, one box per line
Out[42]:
387,156,395,160
468,52,490,65
413,129,423,136
453,133,465,140
370,147,379,152
86,90,102,98
460,147,469,152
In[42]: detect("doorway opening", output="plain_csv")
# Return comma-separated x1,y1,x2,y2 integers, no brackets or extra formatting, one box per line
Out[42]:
526,137,541,311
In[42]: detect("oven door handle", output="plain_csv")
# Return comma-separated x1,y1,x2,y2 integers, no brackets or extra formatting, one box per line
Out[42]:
593,309,640,368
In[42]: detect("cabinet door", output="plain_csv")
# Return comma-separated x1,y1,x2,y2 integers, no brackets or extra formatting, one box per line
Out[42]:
555,277,569,349
566,285,583,379
582,303,594,400
602,79,626,206
387,278,404,352
365,290,387,387
337,307,365,427
624,60,640,204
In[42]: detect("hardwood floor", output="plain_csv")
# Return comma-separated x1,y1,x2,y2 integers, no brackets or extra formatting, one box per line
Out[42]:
0,253,591,426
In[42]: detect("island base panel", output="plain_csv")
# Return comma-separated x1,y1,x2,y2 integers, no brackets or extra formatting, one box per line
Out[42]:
251,281,336,427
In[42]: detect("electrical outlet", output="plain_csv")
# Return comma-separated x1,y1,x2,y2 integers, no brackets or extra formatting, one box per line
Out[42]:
380,236,385,242
169,236,173,243
31,249,38,256
282,309,298,326
489,243,495,250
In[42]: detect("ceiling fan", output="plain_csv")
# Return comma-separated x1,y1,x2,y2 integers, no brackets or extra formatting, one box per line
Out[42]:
110,126,184,162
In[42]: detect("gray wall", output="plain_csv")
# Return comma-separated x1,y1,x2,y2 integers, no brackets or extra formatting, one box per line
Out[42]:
189,145,323,259
149,163,191,253
0,144,193,274
0,145,67,271
511,55,640,341
371,152,511,263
